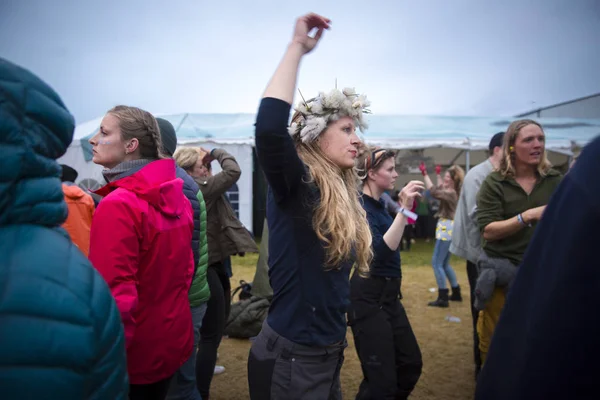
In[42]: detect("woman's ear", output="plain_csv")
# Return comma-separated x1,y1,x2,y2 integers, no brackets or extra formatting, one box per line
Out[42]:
367,168,377,181
125,138,139,154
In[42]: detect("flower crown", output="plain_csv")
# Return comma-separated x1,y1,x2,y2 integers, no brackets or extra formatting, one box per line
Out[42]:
288,87,372,143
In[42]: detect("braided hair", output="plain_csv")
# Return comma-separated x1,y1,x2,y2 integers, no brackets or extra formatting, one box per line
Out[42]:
107,105,165,159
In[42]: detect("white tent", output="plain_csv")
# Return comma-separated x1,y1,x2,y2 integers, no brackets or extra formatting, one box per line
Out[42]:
59,113,600,233
59,113,256,232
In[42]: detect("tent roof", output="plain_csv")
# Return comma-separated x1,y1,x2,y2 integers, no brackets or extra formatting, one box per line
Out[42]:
73,112,600,153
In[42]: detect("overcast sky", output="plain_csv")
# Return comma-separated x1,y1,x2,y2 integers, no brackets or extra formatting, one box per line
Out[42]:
1,0,599,124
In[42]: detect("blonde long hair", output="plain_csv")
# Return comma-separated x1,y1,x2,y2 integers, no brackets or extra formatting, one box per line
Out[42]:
446,165,465,195
295,137,373,275
499,119,552,177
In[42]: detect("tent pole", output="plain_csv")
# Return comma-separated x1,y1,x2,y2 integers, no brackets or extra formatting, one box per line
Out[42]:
466,150,471,172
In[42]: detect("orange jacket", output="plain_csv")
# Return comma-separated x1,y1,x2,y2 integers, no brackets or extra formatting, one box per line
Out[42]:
61,184,95,256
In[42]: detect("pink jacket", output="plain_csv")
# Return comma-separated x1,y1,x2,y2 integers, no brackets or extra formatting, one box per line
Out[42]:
89,159,194,384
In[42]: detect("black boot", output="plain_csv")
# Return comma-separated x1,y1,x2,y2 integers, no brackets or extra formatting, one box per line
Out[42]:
450,285,463,302
428,289,449,308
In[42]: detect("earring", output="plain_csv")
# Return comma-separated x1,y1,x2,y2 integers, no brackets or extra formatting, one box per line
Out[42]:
509,146,514,152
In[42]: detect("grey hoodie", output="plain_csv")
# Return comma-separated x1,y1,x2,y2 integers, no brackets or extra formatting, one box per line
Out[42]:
450,159,494,263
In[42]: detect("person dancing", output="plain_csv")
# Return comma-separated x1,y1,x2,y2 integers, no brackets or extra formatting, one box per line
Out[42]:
420,163,464,307
349,147,424,399
247,13,373,399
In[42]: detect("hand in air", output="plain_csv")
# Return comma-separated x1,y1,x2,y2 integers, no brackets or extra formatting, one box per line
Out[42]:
400,180,425,210
418,162,428,176
435,165,442,175
292,13,331,54
200,147,214,165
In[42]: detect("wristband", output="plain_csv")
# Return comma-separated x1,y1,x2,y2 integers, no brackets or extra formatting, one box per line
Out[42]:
517,213,531,227
399,207,418,221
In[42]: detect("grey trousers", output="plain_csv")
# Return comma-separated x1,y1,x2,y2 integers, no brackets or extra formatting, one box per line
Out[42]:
248,321,346,400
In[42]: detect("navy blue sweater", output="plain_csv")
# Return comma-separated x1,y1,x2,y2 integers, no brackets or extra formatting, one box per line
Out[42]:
176,165,200,279
255,97,353,347
362,194,401,279
475,135,600,400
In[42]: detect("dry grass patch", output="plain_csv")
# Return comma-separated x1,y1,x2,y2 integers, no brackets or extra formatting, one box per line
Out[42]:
212,241,476,400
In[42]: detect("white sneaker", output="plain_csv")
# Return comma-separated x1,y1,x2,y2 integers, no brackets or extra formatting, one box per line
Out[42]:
214,365,225,375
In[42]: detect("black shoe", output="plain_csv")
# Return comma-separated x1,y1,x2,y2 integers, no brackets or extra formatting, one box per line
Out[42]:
428,289,449,308
450,285,463,302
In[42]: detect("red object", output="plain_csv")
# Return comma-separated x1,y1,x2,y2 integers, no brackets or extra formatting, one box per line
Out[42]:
419,161,427,176
408,202,418,225
435,165,442,175
89,159,194,384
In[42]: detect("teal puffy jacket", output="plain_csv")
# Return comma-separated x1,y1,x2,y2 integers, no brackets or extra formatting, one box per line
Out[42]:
0,58,128,399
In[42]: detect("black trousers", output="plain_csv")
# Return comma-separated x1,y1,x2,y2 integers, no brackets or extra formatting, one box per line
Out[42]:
415,215,428,239
129,376,173,400
466,260,482,376
348,273,422,400
248,321,346,400
196,263,231,399
400,225,414,251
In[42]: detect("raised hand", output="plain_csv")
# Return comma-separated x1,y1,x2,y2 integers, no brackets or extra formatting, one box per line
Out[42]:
400,180,425,210
292,13,331,55
419,162,427,176
435,165,442,175
200,147,214,165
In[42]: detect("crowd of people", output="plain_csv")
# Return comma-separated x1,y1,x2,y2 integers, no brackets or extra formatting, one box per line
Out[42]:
1,11,599,400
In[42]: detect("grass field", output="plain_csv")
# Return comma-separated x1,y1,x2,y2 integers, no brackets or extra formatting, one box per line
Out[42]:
211,240,476,400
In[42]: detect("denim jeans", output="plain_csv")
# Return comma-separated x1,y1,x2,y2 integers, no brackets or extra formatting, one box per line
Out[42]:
431,239,458,289
167,303,208,400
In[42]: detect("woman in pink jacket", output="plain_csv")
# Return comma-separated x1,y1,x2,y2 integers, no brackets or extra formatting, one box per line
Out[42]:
88,106,195,400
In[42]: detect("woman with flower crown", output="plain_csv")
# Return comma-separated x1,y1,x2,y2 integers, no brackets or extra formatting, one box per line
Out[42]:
247,13,373,400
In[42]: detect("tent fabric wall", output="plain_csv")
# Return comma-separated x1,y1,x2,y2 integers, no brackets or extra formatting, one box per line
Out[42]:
58,140,105,188
71,113,600,152
176,142,254,233
61,112,600,237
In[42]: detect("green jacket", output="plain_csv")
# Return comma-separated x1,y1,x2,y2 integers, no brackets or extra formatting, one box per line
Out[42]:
251,219,273,298
477,169,562,266
189,189,210,306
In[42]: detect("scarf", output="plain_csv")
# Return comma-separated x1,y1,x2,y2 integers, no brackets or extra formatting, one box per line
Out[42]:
102,159,154,183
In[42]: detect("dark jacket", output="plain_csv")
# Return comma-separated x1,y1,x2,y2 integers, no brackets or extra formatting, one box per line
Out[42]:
475,135,600,400
362,194,401,279
177,166,201,275
255,97,354,347
0,58,128,399
195,148,257,266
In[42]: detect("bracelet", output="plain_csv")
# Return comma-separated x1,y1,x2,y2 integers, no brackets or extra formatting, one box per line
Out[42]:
398,207,418,221
517,213,532,227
